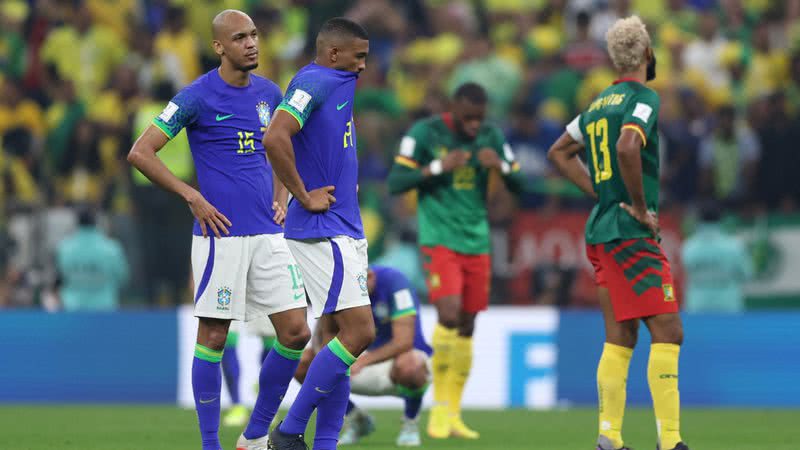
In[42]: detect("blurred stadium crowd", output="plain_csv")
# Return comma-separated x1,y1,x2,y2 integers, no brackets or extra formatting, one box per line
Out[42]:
1,0,799,309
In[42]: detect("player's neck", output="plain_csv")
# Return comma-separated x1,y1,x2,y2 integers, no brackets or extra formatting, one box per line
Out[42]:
616,68,646,84
217,65,250,88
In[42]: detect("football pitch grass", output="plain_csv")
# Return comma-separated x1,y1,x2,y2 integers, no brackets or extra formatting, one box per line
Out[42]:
1,405,798,450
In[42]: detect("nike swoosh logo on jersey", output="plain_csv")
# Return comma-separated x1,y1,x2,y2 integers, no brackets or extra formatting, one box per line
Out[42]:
199,397,218,404
294,292,305,301
215,113,235,121
336,101,349,111
315,387,332,394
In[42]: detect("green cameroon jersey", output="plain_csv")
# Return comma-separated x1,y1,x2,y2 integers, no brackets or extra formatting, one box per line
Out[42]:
387,113,523,254
568,79,661,244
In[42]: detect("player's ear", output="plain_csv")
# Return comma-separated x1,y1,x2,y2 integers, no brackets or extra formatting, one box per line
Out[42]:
212,40,224,57
330,46,338,63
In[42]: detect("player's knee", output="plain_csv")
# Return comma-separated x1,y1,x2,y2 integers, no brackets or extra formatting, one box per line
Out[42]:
655,321,683,345
606,320,638,347
198,319,230,350
356,320,377,350
648,314,683,345
279,323,312,350
391,354,426,388
436,297,461,329
338,320,375,355
458,315,476,337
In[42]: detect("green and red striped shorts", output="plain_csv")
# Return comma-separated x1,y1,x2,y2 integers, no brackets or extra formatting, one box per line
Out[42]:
586,238,678,322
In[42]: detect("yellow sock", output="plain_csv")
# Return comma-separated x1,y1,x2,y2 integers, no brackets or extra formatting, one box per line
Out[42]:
648,343,682,450
447,334,473,417
431,324,456,407
597,342,633,449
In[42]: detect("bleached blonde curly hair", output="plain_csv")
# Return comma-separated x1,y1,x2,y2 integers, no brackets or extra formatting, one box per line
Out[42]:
606,16,651,74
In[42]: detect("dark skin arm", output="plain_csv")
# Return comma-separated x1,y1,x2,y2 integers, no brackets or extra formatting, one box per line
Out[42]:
546,131,597,199
350,315,415,376
127,125,231,238
262,110,336,212
616,128,658,236
271,169,289,225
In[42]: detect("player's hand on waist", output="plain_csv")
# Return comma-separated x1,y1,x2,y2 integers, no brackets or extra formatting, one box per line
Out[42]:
441,149,471,172
477,147,502,170
187,190,232,238
272,200,287,226
619,202,659,237
300,185,336,213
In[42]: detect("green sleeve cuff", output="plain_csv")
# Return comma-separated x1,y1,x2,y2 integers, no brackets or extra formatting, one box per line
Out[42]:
276,105,305,128
152,119,175,139
391,309,417,320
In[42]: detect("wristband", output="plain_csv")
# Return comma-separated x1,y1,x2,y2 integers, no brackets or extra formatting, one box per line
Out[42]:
429,159,443,175
500,161,511,175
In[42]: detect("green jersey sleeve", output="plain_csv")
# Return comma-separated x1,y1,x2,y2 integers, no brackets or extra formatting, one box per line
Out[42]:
621,89,660,147
487,126,524,194
275,71,334,128
387,121,433,194
394,121,432,168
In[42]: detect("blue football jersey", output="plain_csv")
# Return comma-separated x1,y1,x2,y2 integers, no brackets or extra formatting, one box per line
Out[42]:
153,69,283,236
369,265,432,356
276,63,364,240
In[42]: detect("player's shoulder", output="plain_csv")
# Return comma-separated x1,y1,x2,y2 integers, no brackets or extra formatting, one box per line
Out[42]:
175,71,214,101
417,114,449,132
288,64,333,86
624,82,660,104
373,265,410,287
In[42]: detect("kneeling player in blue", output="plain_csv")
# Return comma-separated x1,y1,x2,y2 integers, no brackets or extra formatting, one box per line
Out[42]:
295,266,432,447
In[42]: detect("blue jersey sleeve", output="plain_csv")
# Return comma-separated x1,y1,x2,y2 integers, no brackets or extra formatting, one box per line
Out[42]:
387,274,418,320
153,87,201,139
276,72,334,128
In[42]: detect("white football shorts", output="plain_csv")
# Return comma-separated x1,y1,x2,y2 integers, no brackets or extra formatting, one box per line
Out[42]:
192,233,307,322
286,235,370,319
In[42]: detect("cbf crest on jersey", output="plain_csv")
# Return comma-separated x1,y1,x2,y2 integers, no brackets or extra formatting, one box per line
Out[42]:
256,101,271,130
217,286,232,311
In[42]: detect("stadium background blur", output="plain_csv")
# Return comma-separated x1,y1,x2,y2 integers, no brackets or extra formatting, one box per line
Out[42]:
2,1,800,448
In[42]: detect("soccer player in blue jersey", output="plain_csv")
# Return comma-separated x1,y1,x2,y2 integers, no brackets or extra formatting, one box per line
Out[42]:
127,10,311,450
262,17,374,450
295,265,432,447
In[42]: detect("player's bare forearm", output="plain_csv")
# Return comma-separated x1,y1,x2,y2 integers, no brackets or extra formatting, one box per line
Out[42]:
358,316,415,367
617,129,647,209
272,169,289,206
547,132,597,199
127,125,198,202
264,110,313,205
267,143,309,205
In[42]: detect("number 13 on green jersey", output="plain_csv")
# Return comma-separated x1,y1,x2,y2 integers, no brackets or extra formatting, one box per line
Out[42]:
565,79,661,244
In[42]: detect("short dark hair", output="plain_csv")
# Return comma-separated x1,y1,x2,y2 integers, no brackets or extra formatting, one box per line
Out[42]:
453,82,488,104
318,17,369,42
